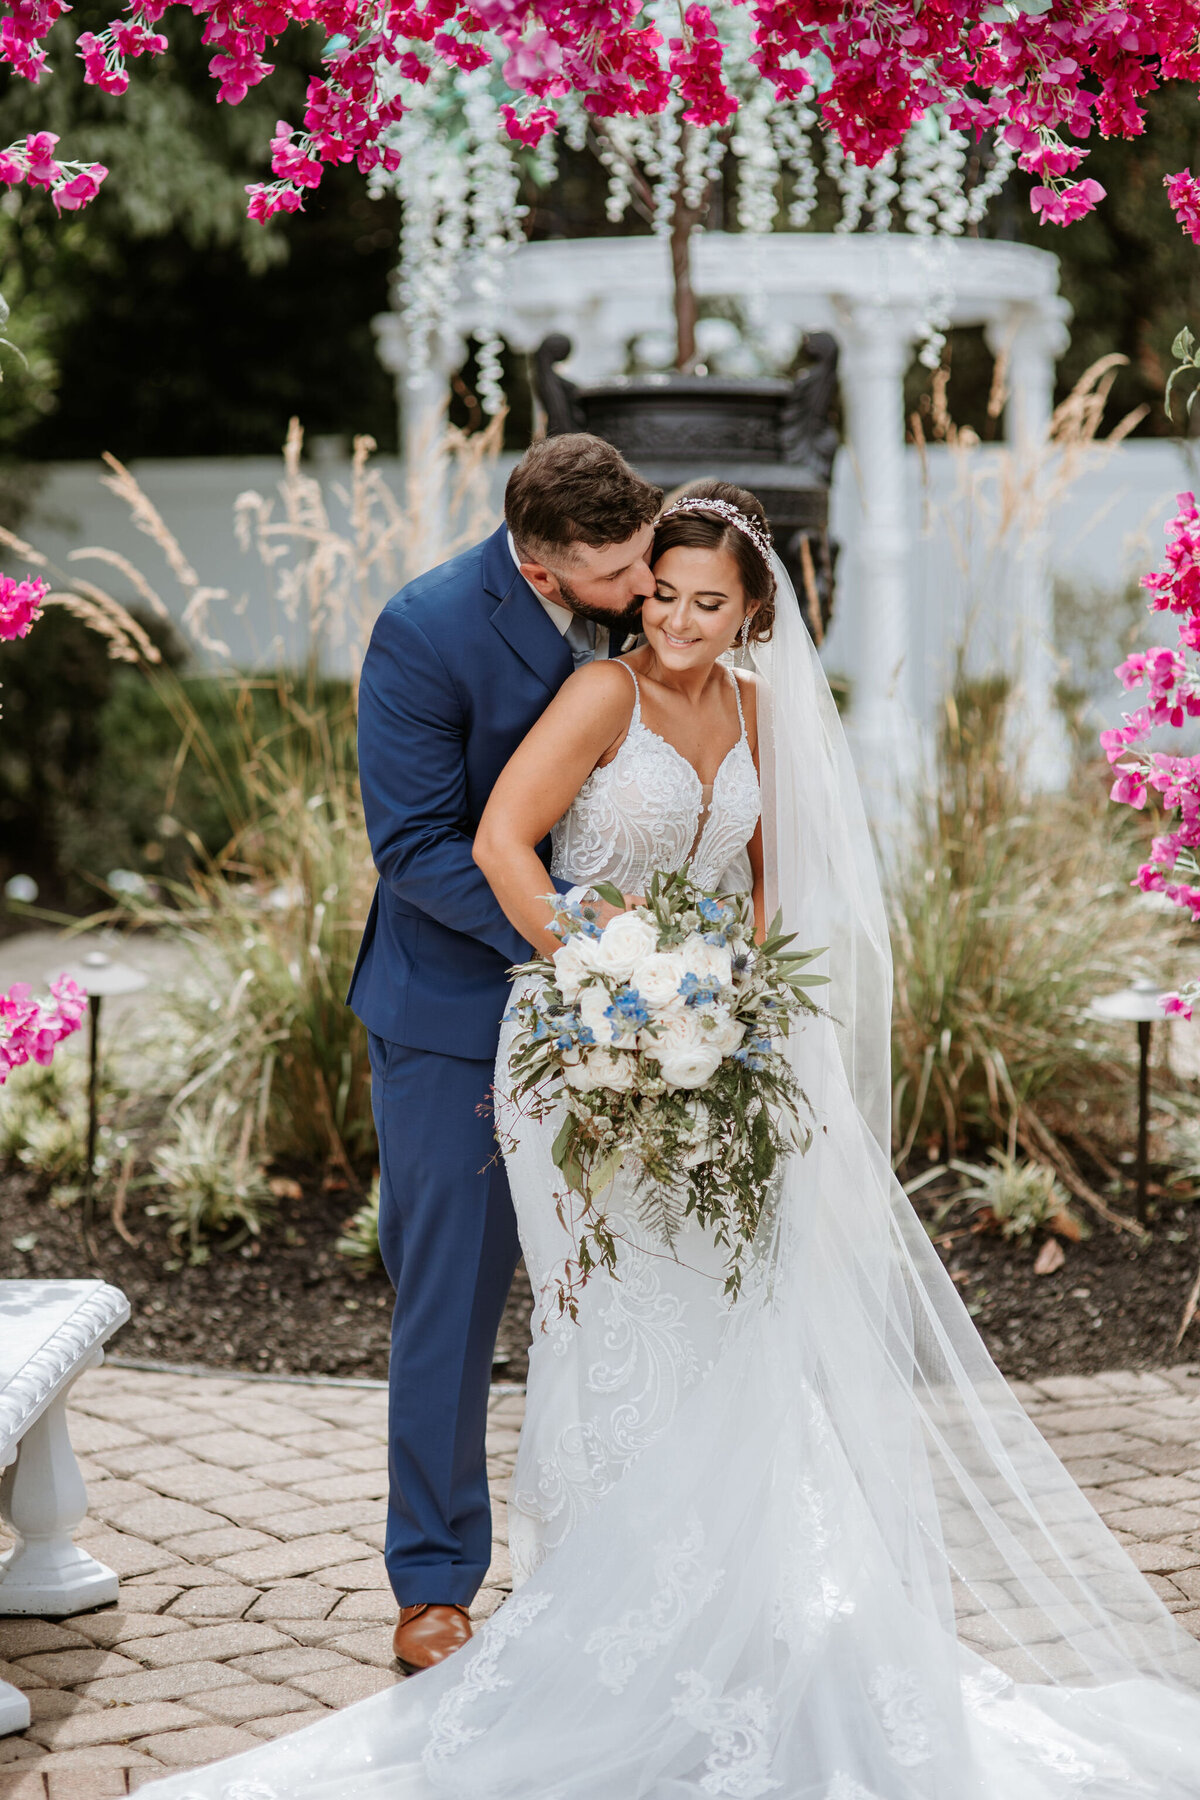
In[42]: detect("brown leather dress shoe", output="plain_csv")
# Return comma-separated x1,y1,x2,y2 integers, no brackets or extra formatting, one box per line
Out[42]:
393,1602,473,1674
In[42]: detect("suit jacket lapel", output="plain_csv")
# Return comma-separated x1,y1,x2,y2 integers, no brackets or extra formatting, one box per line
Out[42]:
483,524,573,694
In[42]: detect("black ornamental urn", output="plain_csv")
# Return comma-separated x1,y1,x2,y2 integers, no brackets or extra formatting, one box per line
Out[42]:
533,332,840,638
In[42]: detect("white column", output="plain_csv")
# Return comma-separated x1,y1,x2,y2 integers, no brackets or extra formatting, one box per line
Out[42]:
986,301,1073,790
833,298,922,812
372,313,466,572
0,1386,119,1616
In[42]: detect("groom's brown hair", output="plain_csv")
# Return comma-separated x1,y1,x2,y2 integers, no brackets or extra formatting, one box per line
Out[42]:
505,434,662,565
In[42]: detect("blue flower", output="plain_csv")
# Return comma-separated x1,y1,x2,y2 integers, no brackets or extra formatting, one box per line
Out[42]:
679,972,722,1008
577,1025,596,1047
697,896,728,923
605,986,649,1033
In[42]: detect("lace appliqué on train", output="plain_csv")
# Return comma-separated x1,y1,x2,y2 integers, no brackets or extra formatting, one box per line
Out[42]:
423,1589,553,1771
585,1513,724,1693
673,1673,781,1797
510,1209,709,1574
867,1666,937,1767
825,1778,883,1800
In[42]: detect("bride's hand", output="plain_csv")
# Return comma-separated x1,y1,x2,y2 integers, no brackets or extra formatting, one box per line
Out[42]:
588,893,644,929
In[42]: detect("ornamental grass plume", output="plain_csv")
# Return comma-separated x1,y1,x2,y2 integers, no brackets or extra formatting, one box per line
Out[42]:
890,672,1184,1230
6,418,501,1190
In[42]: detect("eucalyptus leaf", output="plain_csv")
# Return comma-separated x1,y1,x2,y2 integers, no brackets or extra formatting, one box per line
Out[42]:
591,880,626,910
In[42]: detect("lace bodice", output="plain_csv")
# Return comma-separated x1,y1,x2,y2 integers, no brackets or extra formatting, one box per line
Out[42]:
551,662,760,895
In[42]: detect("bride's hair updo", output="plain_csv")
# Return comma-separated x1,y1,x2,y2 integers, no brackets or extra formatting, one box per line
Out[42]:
651,479,776,643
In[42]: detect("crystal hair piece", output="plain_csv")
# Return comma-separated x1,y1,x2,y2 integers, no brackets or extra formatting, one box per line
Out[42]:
657,497,773,567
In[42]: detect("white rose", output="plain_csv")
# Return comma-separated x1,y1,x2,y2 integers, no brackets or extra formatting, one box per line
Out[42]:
589,911,660,983
678,933,733,990
577,983,618,1047
632,951,686,1013
552,941,589,1003
649,1014,724,1090
587,1047,638,1092
562,1046,637,1092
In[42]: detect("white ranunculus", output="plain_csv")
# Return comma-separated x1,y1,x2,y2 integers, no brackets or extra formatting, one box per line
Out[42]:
677,933,733,990
553,941,590,1003
633,951,687,1012
590,911,660,983
577,983,618,1047
650,1014,725,1090
698,1004,745,1055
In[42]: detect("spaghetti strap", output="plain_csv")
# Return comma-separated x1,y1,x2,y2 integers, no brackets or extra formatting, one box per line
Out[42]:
614,658,641,721
728,666,747,740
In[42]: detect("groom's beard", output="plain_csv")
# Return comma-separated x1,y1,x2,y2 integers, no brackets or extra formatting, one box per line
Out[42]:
553,572,644,634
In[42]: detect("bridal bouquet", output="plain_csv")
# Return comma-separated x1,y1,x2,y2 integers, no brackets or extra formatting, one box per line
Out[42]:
504,869,826,1314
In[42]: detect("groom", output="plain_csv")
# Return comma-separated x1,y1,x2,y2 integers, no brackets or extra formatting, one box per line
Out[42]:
347,434,661,1673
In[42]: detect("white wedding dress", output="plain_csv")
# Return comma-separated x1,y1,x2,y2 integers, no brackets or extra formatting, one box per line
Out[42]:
144,564,1200,1800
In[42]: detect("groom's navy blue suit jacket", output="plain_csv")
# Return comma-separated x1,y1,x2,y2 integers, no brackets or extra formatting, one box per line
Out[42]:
348,522,582,1062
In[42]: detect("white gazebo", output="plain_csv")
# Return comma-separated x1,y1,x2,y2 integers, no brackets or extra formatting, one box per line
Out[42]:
375,232,1071,791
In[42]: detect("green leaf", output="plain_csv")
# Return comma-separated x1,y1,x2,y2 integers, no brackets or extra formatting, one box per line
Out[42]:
550,1112,574,1169
586,1145,624,1198
591,881,626,910
1172,326,1196,361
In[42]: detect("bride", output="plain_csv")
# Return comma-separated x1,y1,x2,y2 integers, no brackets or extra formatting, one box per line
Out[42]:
146,483,1200,1799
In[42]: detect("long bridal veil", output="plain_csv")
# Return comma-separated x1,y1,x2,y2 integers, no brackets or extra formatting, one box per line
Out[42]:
144,557,1200,1800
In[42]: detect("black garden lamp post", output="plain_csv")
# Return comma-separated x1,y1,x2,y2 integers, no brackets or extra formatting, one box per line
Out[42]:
1090,978,1168,1223
49,950,148,1239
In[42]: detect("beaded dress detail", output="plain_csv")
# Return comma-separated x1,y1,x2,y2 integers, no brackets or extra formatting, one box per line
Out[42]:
550,662,759,898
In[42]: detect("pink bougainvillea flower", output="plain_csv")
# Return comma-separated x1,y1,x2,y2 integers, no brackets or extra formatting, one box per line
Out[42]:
1029,178,1106,225
53,164,107,211
0,974,85,1084
23,130,60,187
0,573,48,640
1165,170,1200,245
0,0,1196,245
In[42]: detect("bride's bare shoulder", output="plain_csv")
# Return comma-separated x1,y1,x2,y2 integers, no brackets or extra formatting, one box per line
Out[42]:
537,657,637,742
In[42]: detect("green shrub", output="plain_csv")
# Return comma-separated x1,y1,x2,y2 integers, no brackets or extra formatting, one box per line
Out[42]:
148,1095,274,1265
951,1149,1082,1244
337,1174,381,1265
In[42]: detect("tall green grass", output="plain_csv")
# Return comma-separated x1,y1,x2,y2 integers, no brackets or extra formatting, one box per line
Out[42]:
890,675,1185,1220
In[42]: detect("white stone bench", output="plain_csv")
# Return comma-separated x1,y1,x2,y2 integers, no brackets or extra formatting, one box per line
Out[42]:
0,1279,130,1733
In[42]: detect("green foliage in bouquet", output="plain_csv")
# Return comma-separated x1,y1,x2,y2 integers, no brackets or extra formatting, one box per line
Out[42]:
504,867,827,1317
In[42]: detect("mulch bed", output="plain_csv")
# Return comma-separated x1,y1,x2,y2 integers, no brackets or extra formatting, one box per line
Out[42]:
0,1164,533,1382
4,1156,1200,1385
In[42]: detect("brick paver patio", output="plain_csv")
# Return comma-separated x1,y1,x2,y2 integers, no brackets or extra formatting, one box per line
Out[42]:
4,1361,1200,1795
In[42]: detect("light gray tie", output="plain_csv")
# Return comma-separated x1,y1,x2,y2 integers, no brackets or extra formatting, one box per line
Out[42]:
564,613,597,670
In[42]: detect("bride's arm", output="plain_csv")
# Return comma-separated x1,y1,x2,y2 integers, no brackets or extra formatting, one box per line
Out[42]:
474,662,635,959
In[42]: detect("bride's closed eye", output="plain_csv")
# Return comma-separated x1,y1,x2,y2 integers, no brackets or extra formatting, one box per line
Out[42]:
653,589,722,612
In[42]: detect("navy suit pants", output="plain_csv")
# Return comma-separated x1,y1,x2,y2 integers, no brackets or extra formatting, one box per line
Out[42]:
368,1033,521,1607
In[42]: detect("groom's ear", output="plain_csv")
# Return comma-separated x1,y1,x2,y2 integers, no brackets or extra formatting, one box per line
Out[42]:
518,556,560,601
